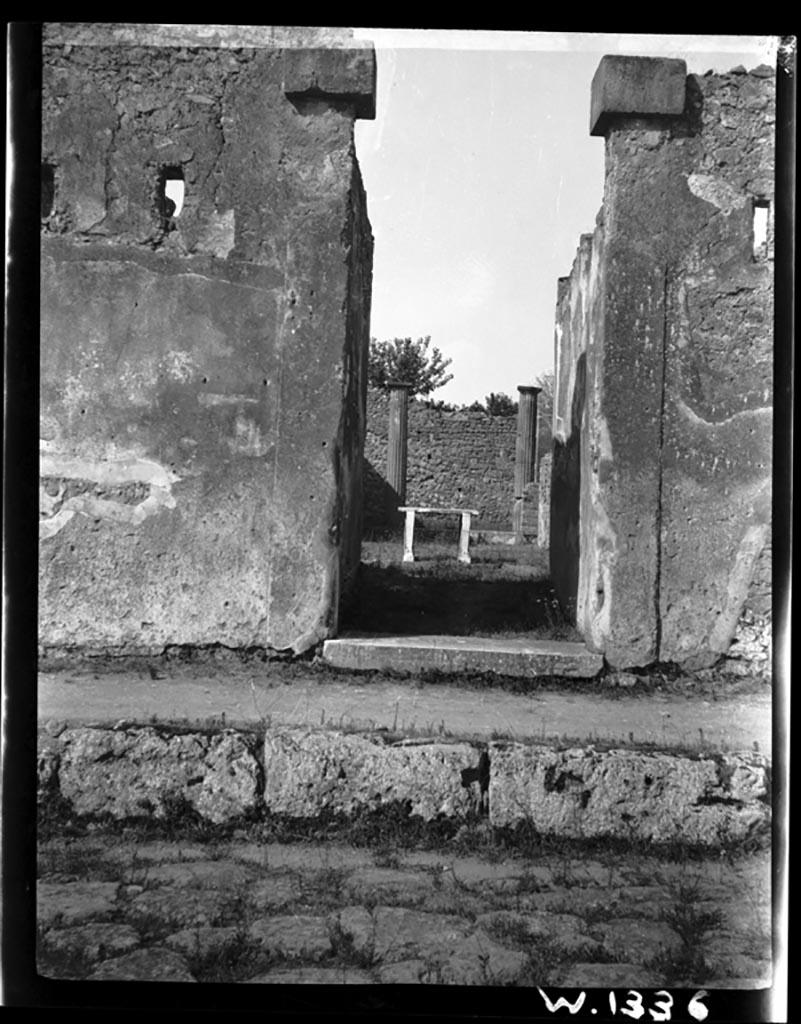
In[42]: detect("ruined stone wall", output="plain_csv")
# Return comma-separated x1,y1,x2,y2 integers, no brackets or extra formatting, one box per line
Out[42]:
552,57,774,669
39,24,375,655
363,390,517,529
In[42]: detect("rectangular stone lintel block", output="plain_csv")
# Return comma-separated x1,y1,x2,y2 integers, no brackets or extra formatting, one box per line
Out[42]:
590,55,687,136
283,45,377,120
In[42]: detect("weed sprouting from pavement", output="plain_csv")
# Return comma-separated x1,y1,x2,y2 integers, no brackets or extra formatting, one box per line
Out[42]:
328,920,378,970
516,868,546,897
183,928,271,983
36,925,96,980
372,843,403,869
123,850,152,887
551,855,580,889
646,878,727,983
581,900,619,928
118,907,174,946
300,866,347,908
37,842,113,881
523,936,576,987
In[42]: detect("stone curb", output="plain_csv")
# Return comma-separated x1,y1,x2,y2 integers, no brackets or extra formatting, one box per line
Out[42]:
38,724,770,847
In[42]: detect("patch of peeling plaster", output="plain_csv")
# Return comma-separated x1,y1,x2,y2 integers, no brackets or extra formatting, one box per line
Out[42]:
161,350,195,383
227,414,273,457
40,452,179,487
39,449,180,540
686,173,747,214
196,208,236,258
198,393,258,407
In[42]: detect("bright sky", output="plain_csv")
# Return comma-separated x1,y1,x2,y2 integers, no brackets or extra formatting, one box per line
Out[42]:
354,31,778,406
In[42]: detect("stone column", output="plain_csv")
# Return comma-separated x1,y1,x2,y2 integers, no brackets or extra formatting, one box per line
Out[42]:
512,385,541,537
386,381,411,523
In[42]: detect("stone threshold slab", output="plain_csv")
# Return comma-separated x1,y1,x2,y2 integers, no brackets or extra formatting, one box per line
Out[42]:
322,635,604,678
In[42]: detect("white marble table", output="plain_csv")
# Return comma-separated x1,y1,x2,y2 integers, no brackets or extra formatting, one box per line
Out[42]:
398,506,480,565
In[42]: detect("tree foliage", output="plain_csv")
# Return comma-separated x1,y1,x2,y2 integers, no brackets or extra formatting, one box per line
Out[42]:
484,392,518,416
368,336,454,397
534,370,554,403
534,371,554,427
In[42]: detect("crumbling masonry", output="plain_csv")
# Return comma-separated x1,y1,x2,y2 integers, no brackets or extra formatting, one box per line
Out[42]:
551,56,774,669
39,24,375,655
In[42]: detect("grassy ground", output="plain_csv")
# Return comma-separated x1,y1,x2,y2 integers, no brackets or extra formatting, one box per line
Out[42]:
343,532,581,641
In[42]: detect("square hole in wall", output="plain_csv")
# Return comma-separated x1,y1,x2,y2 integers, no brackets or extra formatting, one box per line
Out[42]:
753,199,770,261
156,166,185,230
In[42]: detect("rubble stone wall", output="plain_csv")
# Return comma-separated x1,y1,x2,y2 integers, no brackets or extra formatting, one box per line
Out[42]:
39,24,375,654
363,390,518,530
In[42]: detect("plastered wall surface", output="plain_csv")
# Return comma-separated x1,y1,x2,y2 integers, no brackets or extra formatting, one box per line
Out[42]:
552,58,774,669
363,390,519,529
39,25,375,655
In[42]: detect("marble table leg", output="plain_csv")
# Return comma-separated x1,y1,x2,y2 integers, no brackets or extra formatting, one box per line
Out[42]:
403,508,416,563
458,511,472,564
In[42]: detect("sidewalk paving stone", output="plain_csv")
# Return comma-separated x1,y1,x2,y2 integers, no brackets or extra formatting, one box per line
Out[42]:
436,931,529,985
248,875,304,911
334,905,375,952
589,917,682,962
38,881,121,927
376,959,428,984
127,888,235,930
369,906,474,961
86,947,197,982
165,926,242,957
247,915,333,960
41,922,141,963
344,866,438,904
477,910,598,954
141,860,261,887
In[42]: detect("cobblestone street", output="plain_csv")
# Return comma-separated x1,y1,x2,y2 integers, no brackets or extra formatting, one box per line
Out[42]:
37,832,771,989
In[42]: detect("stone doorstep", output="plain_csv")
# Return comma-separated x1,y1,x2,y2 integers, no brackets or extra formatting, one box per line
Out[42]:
322,635,604,678
39,724,771,847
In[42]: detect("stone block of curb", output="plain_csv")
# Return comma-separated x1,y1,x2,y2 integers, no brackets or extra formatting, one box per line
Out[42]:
54,726,261,824
263,730,482,819
489,743,770,845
